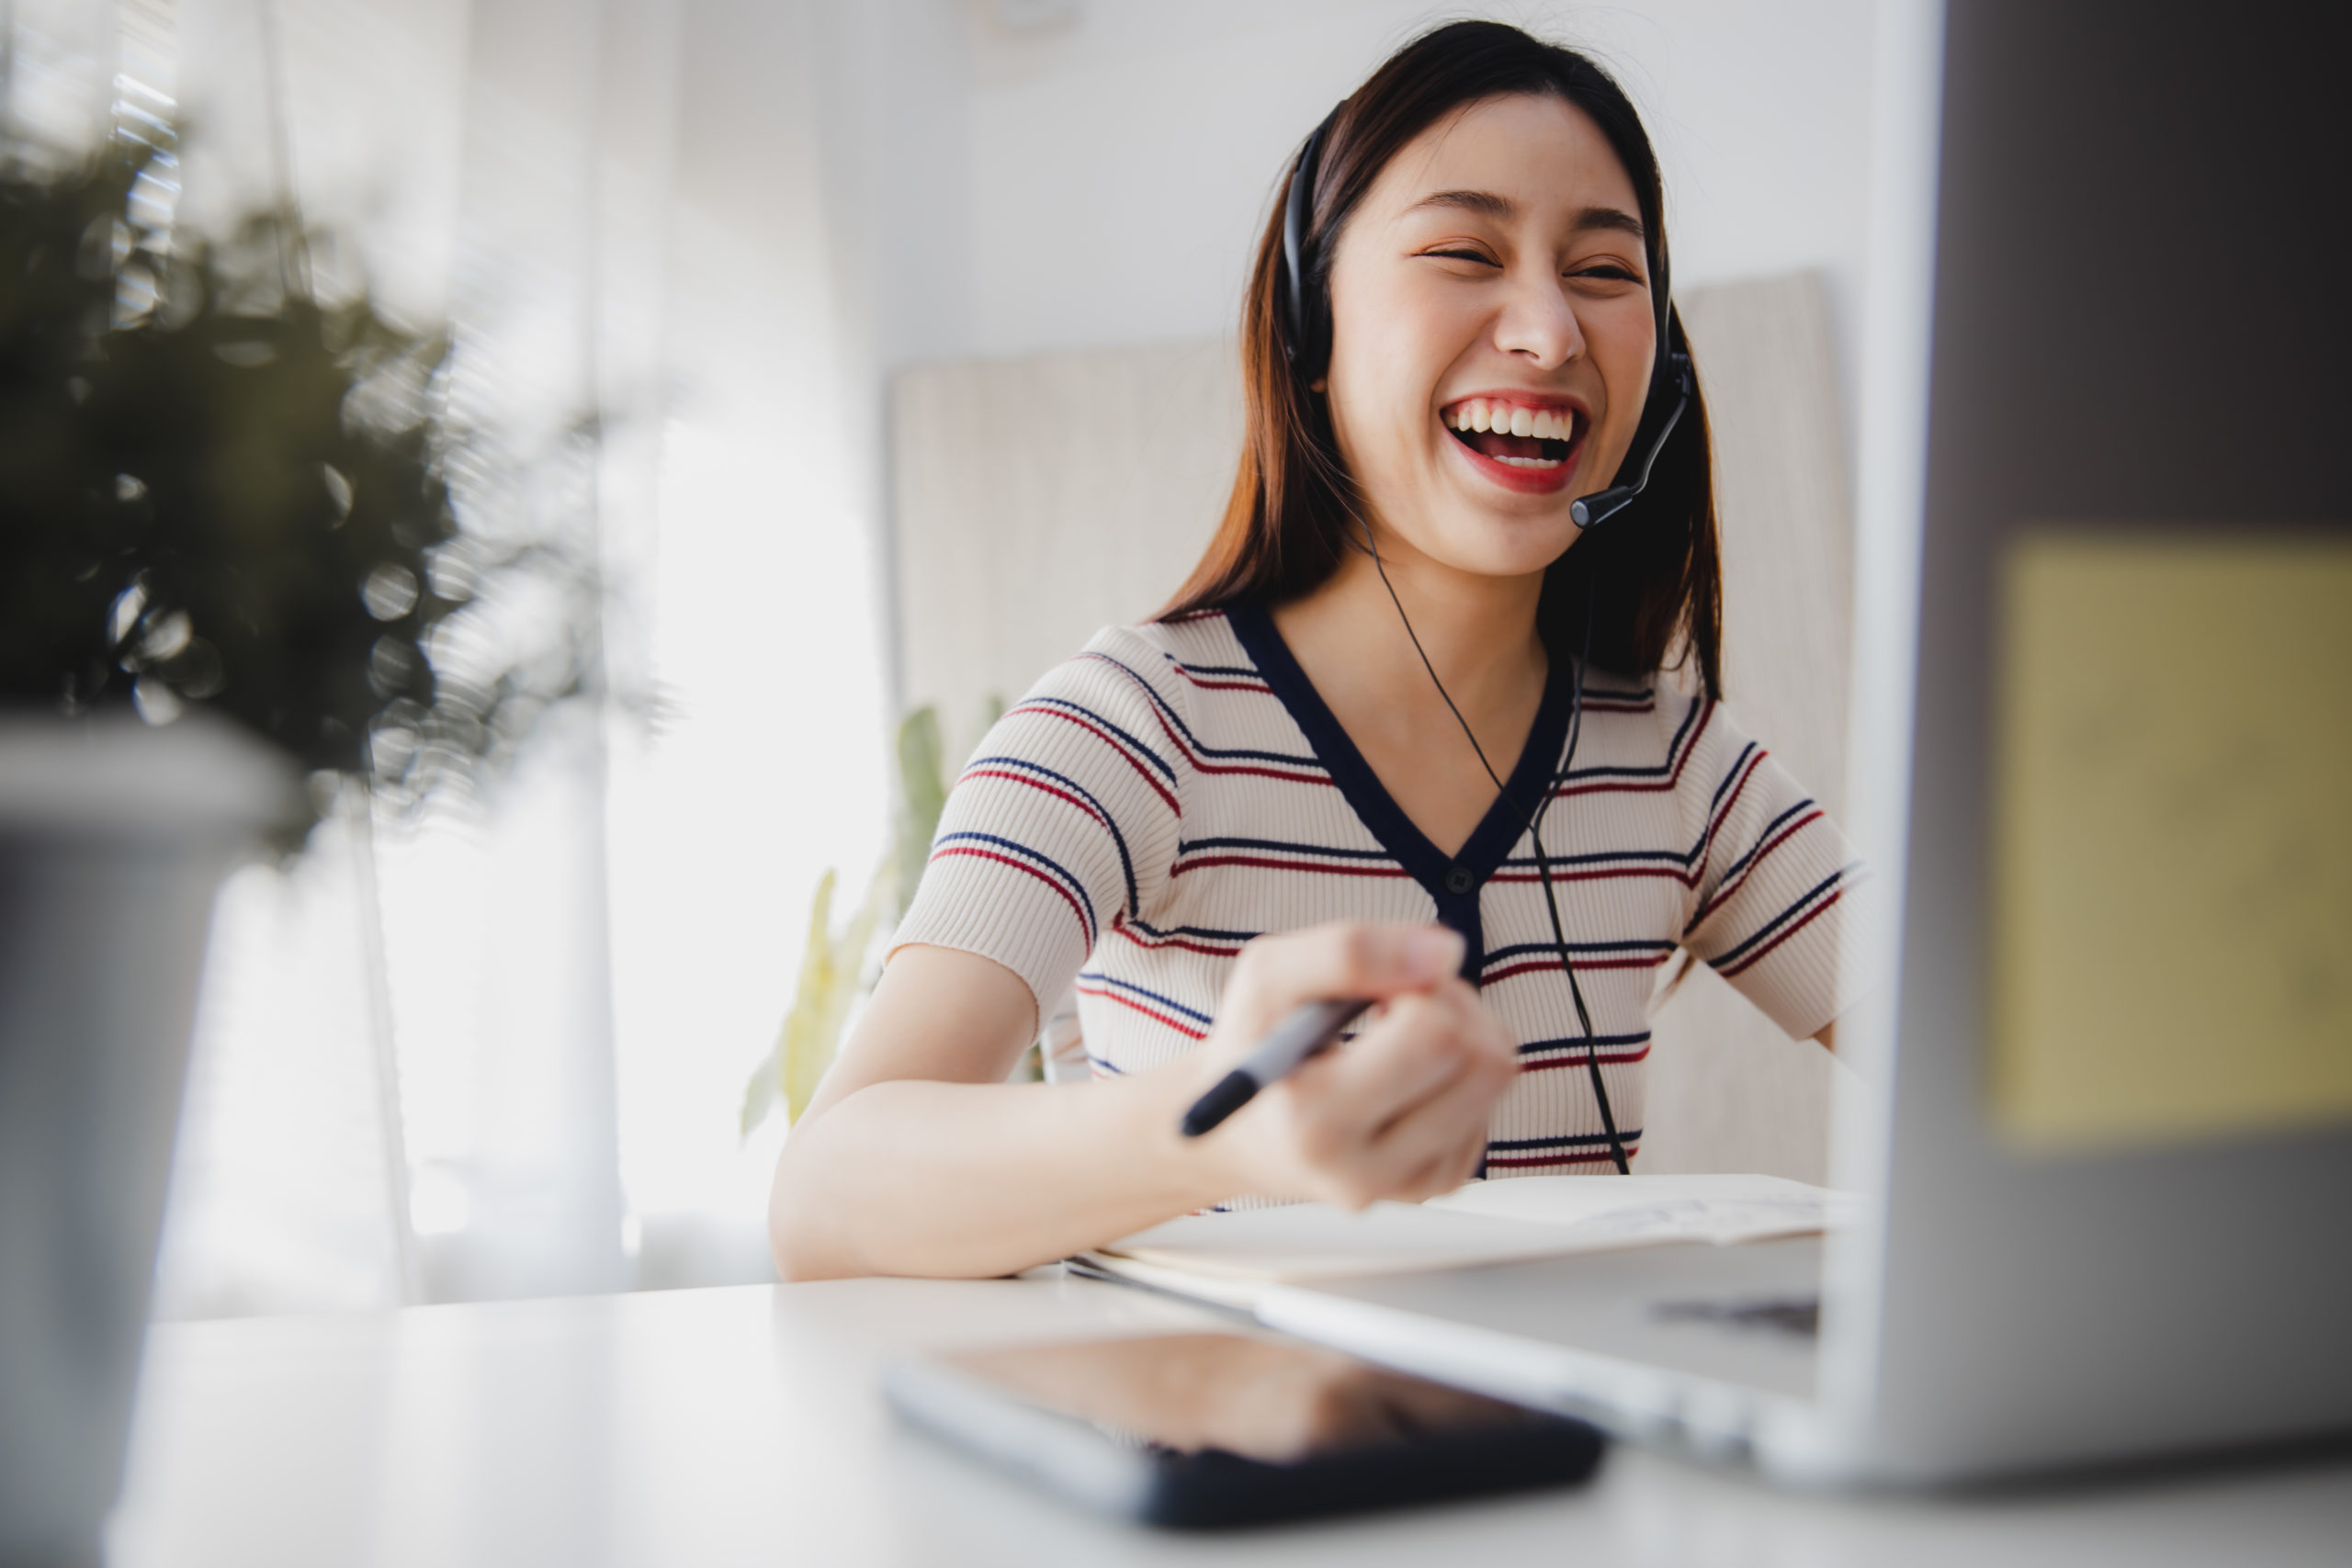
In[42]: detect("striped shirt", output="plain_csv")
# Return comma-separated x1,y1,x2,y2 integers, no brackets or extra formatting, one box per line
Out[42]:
893,605,1864,1178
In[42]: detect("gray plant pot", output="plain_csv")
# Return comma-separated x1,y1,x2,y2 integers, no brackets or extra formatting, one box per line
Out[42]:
0,715,295,1566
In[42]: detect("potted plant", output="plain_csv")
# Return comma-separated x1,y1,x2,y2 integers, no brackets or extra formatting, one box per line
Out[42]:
0,127,591,1562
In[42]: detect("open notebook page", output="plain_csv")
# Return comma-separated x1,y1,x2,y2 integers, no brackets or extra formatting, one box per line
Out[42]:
1428,1172,1858,1240
1085,1174,1855,1293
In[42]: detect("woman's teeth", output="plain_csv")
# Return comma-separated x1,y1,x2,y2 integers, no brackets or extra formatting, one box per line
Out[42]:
1442,400,1575,468
1442,400,1575,440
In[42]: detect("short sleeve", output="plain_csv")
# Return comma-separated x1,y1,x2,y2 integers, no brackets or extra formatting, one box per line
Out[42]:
1672,697,1870,1041
889,626,1191,1022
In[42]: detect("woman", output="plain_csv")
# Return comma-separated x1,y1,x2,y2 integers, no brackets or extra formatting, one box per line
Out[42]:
770,21,1863,1280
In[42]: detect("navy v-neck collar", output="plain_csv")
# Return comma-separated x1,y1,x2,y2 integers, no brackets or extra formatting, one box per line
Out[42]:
1225,603,1576,975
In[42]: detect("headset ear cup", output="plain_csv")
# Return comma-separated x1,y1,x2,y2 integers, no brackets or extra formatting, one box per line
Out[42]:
1282,108,1340,379
1301,279,1329,381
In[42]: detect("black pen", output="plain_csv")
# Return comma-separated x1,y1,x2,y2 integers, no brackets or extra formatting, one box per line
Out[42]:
1178,998,1374,1137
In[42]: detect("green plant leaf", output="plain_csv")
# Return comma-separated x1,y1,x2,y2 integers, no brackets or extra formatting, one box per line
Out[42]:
892,705,946,916
741,861,897,1141
774,867,842,1130
744,702,966,1143
792,864,889,1122
742,867,841,1139
738,1044,776,1138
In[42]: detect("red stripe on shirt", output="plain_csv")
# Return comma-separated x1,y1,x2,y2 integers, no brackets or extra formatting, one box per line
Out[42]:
1075,981,1210,1041
1017,705,1182,815
1482,953,1671,984
928,846,1092,947
1518,1043,1653,1069
961,767,1109,830
1125,697,1330,789
1190,762,1336,786
1694,807,1826,927
1490,863,1701,888
1485,1144,1644,1168
1170,667,1272,693
1114,926,1249,958
1691,747,1769,889
1171,855,1413,880
1717,886,1844,978
1552,700,1714,800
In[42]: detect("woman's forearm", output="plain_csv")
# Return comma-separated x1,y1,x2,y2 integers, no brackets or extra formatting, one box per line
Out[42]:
766,927,1501,1281
768,1066,1231,1280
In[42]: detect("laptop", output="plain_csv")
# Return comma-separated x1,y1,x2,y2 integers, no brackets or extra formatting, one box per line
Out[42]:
1241,0,2352,1486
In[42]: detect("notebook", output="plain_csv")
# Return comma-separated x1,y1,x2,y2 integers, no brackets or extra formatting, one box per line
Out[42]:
1075,1174,1855,1311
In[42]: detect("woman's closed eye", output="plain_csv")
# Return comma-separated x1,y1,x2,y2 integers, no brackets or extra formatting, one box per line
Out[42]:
1568,260,1643,285
1418,247,1642,287
1420,244,1501,267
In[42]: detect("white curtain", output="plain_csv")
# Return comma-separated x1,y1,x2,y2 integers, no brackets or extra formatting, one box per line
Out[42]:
11,0,896,1314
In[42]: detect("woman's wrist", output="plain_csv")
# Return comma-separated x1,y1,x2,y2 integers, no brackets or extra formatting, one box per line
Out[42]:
1113,1057,1253,1217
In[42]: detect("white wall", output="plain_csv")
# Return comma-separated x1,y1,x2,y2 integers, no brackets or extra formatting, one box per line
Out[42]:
933,0,1880,413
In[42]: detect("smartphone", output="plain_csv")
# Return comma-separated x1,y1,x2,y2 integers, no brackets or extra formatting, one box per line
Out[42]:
882,1330,1604,1529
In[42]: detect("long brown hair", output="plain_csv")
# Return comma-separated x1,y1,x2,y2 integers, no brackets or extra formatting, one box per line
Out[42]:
1159,20,1723,696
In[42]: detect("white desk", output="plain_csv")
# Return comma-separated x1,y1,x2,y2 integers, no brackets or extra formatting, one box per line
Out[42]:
109,1273,2352,1566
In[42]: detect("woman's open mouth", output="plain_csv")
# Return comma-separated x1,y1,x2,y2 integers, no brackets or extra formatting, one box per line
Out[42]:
1440,398,1582,492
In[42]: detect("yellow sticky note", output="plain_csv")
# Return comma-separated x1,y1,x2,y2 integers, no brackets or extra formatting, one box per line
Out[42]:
1990,533,2352,1150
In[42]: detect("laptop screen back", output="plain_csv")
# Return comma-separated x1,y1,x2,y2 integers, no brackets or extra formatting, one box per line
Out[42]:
1861,0,2352,1478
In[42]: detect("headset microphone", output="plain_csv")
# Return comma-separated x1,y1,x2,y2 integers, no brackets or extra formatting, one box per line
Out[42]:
1566,349,1693,529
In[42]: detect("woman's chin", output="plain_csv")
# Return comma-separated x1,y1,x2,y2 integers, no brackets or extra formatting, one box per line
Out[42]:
1410,515,1584,581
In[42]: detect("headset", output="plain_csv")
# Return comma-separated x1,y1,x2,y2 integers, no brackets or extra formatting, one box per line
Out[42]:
1280,107,1696,1176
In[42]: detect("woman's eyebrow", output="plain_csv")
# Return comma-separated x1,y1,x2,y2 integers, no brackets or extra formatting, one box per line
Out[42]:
1407,190,1645,240
1571,205,1645,240
1410,188,1518,218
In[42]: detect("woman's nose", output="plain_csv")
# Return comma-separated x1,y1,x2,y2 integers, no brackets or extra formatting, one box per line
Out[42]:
1490,275,1585,368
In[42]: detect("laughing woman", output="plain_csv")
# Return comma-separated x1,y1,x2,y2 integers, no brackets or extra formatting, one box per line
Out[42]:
769,21,1865,1280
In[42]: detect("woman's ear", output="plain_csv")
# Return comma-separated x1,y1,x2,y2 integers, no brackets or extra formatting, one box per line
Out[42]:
1310,377,1329,394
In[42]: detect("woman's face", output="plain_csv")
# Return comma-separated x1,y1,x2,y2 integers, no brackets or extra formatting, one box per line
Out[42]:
1321,92,1657,581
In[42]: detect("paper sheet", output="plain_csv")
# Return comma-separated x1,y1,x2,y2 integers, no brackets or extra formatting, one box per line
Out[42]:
1428,1172,1857,1243
1086,1175,1855,1293
1990,534,2352,1148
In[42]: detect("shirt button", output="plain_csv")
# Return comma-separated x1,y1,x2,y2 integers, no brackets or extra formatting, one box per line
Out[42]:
1443,866,1475,897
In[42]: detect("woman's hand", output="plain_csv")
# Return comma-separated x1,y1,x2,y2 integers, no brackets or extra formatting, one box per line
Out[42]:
1182,922,1518,1209
771,923,1513,1280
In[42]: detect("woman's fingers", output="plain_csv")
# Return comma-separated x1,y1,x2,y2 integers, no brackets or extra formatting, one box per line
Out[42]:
1359,1019,1514,1179
1310,981,1513,1131
1381,1123,1493,1206
1193,919,1521,1209
1271,979,1514,1206
1449,1125,1491,1188
1212,923,1464,1064
1395,1145,1474,1204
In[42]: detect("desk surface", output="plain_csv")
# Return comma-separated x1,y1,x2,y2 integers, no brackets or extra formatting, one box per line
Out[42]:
109,1273,2352,1567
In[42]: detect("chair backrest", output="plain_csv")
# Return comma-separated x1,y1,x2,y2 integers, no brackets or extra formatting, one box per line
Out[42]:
889,270,1858,1175
1640,272,1855,1183
890,338,1240,761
